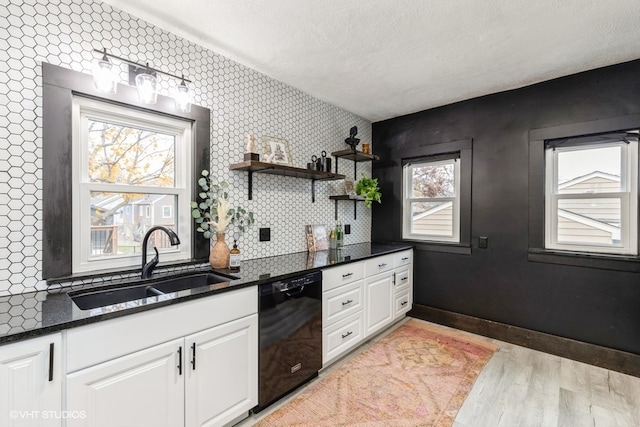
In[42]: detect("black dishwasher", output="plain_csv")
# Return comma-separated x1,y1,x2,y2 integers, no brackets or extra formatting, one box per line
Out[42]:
255,271,322,412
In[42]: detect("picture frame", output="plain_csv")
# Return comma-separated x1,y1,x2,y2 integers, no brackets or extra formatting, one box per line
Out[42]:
305,224,328,252
262,135,293,166
343,178,356,196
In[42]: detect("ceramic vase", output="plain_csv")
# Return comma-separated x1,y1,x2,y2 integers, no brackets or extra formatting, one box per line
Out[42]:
209,232,230,269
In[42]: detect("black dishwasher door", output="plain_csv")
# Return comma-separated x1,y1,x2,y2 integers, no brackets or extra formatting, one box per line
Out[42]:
257,271,322,411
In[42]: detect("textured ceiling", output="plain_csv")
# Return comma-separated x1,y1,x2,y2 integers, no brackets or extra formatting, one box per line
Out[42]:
101,0,640,122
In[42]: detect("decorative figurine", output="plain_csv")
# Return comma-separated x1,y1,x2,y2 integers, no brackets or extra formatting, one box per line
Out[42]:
244,133,259,161
344,126,360,151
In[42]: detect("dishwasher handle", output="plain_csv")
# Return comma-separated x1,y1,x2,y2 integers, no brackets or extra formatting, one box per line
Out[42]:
277,284,306,297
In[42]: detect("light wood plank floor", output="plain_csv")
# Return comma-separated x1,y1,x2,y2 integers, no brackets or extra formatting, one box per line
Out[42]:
238,319,640,427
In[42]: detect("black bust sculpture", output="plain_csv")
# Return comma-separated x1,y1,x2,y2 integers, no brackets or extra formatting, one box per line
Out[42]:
344,126,360,150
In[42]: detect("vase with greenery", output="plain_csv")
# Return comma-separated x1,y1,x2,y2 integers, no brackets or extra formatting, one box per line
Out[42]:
355,173,382,208
191,170,255,268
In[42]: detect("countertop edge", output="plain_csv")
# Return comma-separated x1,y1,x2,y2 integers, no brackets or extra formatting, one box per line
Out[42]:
0,243,413,346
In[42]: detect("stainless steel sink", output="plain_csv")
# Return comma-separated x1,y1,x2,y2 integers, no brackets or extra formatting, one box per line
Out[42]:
69,284,164,310
69,272,238,310
151,273,235,294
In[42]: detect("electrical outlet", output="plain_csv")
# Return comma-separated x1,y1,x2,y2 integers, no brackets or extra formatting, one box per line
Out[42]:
259,228,271,242
478,236,488,249
344,224,351,234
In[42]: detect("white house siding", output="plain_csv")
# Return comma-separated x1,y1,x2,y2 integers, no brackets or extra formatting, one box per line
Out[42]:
412,204,453,236
557,199,620,224
557,215,613,244
558,176,620,194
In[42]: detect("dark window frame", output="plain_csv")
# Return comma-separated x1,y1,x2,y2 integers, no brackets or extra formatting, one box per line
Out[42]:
393,138,473,255
528,113,640,272
42,63,211,280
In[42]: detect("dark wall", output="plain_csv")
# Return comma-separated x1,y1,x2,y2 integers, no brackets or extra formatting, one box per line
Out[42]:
372,59,640,355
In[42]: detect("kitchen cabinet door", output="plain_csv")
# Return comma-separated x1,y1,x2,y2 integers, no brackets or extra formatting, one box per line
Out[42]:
184,314,258,427
364,272,394,337
66,338,184,427
0,333,61,427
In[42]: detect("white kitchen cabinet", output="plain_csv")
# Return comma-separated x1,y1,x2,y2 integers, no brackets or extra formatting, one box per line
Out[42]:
65,286,258,427
185,315,257,427
322,249,413,366
0,333,62,427
364,270,394,337
66,339,184,427
392,250,413,320
321,261,365,367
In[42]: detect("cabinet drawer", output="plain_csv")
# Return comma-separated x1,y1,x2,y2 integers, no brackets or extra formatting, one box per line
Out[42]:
394,250,413,267
323,311,364,367
364,254,394,277
394,266,411,293
323,280,363,327
394,290,412,319
322,261,364,291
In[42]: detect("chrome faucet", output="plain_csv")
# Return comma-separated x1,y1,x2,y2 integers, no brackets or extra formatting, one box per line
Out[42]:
141,226,181,279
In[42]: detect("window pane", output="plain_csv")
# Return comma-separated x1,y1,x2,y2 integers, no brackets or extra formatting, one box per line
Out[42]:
557,146,621,193
89,192,178,258
410,201,453,236
557,198,621,245
87,120,176,187
411,163,456,198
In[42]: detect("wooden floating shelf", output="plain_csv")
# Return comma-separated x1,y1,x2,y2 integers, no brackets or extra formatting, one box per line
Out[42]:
230,160,345,181
328,195,366,201
330,149,380,162
229,160,346,202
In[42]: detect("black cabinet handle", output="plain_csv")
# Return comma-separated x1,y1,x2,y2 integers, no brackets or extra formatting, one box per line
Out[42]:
48,343,54,382
341,331,353,339
177,346,183,375
341,299,353,306
401,301,408,306
378,263,387,268
342,272,353,278
402,257,409,261
191,343,196,370
401,276,408,281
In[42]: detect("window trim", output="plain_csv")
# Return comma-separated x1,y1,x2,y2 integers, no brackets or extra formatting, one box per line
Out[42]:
544,140,637,255
71,97,193,274
393,138,472,254
402,157,461,243
42,63,210,280
528,114,640,271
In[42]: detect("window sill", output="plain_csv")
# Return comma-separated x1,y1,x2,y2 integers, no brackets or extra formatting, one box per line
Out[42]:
528,248,640,272
394,240,472,255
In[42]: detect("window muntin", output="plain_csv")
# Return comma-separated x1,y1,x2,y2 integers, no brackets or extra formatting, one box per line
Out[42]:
72,97,192,273
403,157,461,242
545,139,637,255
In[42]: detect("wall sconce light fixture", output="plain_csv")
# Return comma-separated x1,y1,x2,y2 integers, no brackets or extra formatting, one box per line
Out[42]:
92,48,192,111
92,48,118,94
174,75,191,113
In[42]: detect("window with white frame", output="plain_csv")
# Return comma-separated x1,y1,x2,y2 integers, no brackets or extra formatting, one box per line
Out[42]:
72,97,192,274
403,156,461,242
545,132,638,255
162,205,172,218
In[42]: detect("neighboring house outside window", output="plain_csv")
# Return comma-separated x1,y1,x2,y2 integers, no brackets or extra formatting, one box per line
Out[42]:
545,136,638,255
403,157,461,242
72,97,192,274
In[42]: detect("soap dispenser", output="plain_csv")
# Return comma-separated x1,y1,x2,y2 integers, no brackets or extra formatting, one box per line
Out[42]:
229,240,241,271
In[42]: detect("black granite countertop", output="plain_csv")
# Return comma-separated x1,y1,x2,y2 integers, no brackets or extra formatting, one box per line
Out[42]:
0,242,411,345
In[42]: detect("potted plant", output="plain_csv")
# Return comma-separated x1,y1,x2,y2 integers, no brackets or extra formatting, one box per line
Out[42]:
355,173,382,208
191,170,255,268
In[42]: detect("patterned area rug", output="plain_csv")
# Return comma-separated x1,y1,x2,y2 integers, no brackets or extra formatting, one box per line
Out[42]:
256,319,498,427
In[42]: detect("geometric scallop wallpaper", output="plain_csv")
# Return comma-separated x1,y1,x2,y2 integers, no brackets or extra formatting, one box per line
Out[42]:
0,0,372,295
